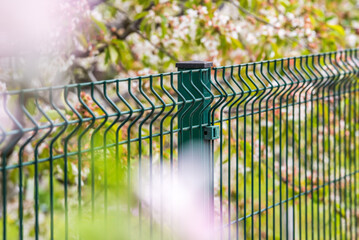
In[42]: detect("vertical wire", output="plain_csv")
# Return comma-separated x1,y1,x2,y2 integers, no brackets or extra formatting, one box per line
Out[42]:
115,81,132,237
208,69,217,236
128,77,145,238
238,65,258,239
248,65,257,239
305,54,324,239
34,92,53,240
285,61,290,240
317,54,331,239
324,54,332,240
51,89,70,240
252,63,267,239
291,65,297,240
332,52,344,239
64,86,82,239
350,49,358,240
266,61,282,239
331,53,338,239
101,82,113,227
309,56,315,240
236,70,240,240
304,56,310,240
218,68,227,239
139,76,156,239
125,78,137,237
300,56,312,239
236,64,261,238
227,68,234,240
338,51,347,240
226,66,243,240
148,75,166,239
213,67,233,238
34,96,41,240
284,57,302,240
89,84,96,221
339,51,351,239
210,68,226,239
102,82,121,231
333,51,346,237
231,66,248,240
346,51,354,239
169,72,181,239
314,55,321,240
18,91,39,240
320,54,331,240
277,59,289,240
312,53,328,239
261,62,276,239
346,49,357,239
126,78,134,238
1,94,8,240
322,54,329,239
349,49,357,239
242,67,248,240
1,93,23,240
159,75,165,240
218,67,235,239
135,77,145,239
272,58,290,238
290,56,307,239
89,83,108,223
325,53,338,239
309,55,324,240
76,85,95,239
297,57,304,240
159,73,176,239
279,63,284,240
262,62,274,240
281,59,295,240
271,60,281,240
18,92,38,240
295,55,313,239
347,50,356,238
317,55,327,240
245,64,261,239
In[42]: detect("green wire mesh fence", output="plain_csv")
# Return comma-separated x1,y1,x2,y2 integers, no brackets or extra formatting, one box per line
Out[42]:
0,49,359,239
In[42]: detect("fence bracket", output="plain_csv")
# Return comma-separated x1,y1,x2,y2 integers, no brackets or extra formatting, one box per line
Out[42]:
203,125,219,140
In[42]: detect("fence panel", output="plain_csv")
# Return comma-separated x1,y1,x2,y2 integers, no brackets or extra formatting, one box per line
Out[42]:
0,49,358,239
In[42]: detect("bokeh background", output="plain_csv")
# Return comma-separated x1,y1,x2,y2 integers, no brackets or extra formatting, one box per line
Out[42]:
0,0,358,89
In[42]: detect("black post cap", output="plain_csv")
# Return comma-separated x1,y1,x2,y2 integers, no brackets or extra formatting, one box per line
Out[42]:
176,61,213,69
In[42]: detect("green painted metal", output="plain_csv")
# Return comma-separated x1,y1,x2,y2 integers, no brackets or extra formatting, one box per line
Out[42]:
176,61,214,227
0,49,358,239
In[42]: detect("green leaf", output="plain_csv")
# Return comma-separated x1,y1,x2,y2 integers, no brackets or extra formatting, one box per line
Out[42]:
327,24,345,36
134,11,148,20
104,44,120,64
111,39,126,50
230,37,242,48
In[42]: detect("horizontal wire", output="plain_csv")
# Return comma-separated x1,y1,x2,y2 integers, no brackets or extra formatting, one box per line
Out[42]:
2,87,358,170
2,73,357,137
224,169,359,227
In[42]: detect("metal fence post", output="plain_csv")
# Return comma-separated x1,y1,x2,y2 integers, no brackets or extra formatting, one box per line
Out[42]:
176,61,216,232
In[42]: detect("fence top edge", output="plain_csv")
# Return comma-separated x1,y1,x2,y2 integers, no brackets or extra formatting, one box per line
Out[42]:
213,48,359,69
2,48,358,95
